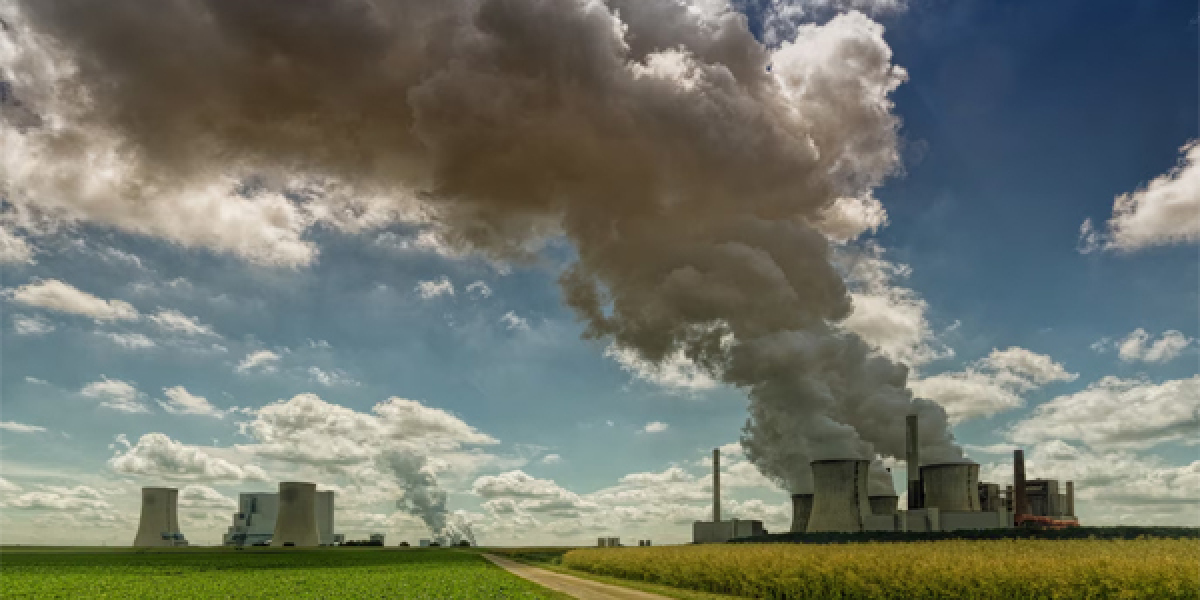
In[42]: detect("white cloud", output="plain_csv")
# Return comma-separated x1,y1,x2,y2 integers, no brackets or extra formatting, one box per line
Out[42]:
236,349,281,374
3,485,113,512
8,279,139,321
98,331,156,349
1115,329,1192,364
500,311,529,331
1080,140,1200,252
80,377,150,413
606,344,720,392
24,376,48,385
758,0,909,47
307,366,361,387
911,347,1077,423
474,471,596,517
541,454,563,465
415,277,455,299
0,421,47,433
465,281,493,298
0,477,19,493
840,245,953,370
158,386,225,419
178,485,237,511
109,433,269,482
1008,376,1200,451
0,225,34,264
149,309,218,337
12,313,54,335
816,194,889,242
642,421,669,433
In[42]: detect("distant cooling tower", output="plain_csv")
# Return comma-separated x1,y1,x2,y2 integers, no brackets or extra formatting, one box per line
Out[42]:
868,495,899,515
789,494,813,533
133,487,186,547
921,463,981,512
806,460,871,533
272,482,320,547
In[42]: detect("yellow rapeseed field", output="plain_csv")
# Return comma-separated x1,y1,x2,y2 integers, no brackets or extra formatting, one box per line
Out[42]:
562,540,1200,599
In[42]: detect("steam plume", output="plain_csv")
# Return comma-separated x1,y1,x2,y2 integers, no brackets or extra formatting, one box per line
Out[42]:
2,0,962,494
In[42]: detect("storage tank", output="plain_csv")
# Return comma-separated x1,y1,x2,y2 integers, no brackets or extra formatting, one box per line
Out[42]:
789,493,813,533
806,459,871,533
272,482,320,547
868,495,899,515
921,463,981,512
133,487,186,547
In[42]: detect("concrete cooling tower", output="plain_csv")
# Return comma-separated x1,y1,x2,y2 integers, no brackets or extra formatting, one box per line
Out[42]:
133,487,187,547
789,494,813,533
869,495,899,515
921,463,981,512
806,460,872,533
272,482,319,547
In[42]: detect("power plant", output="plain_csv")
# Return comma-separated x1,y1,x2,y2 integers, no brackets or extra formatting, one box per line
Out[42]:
695,416,1079,542
133,487,188,547
222,486,340,546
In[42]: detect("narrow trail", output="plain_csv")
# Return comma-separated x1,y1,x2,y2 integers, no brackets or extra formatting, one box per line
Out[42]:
482,554,670,600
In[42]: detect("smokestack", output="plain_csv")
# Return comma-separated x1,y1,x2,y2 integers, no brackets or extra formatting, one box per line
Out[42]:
1013,450,1027,517
906,415,922,509
1066,481,1075,517
133,487,184,547
273,482,320,547
789,494,813,533
712,448,720,523
806,460,872,533
920,463,981,512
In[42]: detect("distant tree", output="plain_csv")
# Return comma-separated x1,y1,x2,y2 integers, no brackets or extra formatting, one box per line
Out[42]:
456,540,471,547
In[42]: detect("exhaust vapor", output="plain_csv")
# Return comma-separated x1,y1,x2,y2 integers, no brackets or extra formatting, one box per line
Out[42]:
1,0,961,494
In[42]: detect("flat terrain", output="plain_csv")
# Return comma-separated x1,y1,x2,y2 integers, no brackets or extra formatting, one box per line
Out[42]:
563,539,1200,599
485,554,665,600
0,547,569,599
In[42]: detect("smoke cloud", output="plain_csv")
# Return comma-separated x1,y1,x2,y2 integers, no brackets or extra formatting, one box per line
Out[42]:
2,0,961,494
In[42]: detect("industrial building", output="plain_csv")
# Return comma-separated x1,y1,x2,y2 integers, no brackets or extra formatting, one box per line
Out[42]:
133,487,188,547
695,416,1079,542
222,484,340,546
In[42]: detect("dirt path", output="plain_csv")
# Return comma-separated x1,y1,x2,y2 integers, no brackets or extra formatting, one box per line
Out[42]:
483,554,670,600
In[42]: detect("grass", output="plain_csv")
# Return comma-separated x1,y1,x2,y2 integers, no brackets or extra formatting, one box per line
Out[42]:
0,547,570,599
562,539,1200,599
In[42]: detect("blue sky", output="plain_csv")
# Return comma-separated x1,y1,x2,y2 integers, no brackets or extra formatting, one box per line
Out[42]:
1,0,1197,546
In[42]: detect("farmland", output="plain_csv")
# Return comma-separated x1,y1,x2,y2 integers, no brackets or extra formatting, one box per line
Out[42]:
0,547,567,599
563,539,1200,599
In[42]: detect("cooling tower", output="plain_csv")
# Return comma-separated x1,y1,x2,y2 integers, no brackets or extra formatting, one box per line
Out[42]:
868,495,899,515
272,482,320,547
806,460,872,533
921,463,981,512
133,487,185,547
789,494,813,533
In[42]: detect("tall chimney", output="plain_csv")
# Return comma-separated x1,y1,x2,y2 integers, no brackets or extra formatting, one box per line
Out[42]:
905,415,922,509
1013,449,1027,518
1066,481,1075,517
712,448,720,523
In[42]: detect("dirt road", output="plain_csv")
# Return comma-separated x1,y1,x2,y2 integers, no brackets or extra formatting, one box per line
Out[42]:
483,554,670,600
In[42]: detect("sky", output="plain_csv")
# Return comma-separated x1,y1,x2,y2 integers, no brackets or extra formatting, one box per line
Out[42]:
1,0,1197,546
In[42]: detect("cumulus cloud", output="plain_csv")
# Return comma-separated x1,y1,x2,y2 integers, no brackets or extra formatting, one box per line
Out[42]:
158,386,224,418
80,377,150,413
911,347,1077,423
307,366,361,387
149,309,218,337
1113,329,1193,364
642,421,669,433
606,344,720,392
474,470,596,517
1008,376,1199,451
236,349,281,374
0,420,46,433
11,313,53,335
0,477,19,493
817,194,889,242
7,279,139,321
1080,140,1200,252
178,485,237,511
3,485,112,512
109,433,268,482
0,225,34,264
465,281,493,298
415,277,455,299
499,311,529,331
97,331,156,350
541,454,563,465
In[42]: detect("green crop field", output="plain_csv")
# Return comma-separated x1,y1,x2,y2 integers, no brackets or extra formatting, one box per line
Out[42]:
563,539,1200,599
0,547,568,599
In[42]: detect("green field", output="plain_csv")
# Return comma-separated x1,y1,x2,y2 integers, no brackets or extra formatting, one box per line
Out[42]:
0,547,567,599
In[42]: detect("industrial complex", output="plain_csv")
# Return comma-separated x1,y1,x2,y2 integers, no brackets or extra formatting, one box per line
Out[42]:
695,415,1079,542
